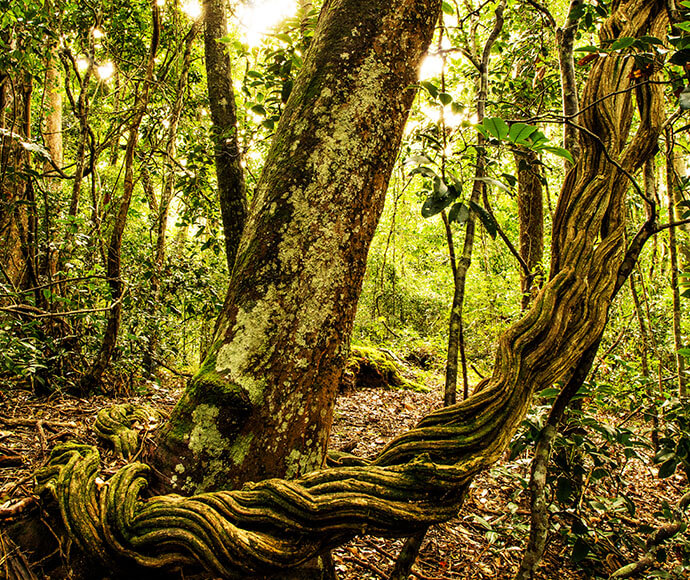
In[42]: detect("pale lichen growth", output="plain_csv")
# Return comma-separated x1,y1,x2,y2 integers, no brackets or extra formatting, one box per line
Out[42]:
216,285,282,405
188,404,228,457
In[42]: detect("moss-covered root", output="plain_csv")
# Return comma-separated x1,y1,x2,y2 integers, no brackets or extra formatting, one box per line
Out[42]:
342,346,428,392
93,404,163,459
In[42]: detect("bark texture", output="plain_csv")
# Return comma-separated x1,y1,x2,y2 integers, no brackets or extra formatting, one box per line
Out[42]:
203,0,247,272
30,0,668,578
514,146,543,310
153,0,442,493
0,74,31,289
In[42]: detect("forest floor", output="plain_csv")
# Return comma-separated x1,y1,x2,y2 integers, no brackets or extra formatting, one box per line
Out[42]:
0,356,688,580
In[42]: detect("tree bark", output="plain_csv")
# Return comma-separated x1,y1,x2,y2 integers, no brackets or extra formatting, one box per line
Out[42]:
203,0,247,273
514,146,544,310
154,0,443,493
0,72,31,290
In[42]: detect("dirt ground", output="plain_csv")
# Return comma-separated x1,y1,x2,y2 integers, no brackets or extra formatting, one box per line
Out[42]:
0,367,688,579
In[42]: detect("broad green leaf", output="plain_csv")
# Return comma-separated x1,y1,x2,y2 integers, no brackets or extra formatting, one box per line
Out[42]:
439,92,452,106
409,166,438,179
420,81,439,98
481,117,509,140
470,515,492,530
638,35,665,46
556,477,574,503
250,104,267,117
571,538,590,563
448,202,469,225
609,37,636,51
541,145,575,165
421,193,453,218
574,45,600,53
501,173,518,187
405,154,433,166
433,176,448,197
441,1,454,15
475,176,513,194
508,122,536,145
676,22,690,33
469,200,497,239
658,457,678,478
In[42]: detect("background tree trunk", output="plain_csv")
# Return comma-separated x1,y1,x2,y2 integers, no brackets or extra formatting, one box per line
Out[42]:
203,0,247,273
81,3,160,392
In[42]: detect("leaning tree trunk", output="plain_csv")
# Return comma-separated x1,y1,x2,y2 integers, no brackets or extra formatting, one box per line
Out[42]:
26,1,669,578
153,0,443,494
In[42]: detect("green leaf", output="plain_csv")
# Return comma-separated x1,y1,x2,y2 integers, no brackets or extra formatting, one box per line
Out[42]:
405,154,433,166
609,37,636,51
421,195,451,218
571,538,590,563
658,457,678,478
475,176,513,194
508,122,536,145
433,176,448,197
556,477,574,503
676,22,690,33
448,202,469,225
574,45,600,53
441,1,454,15
250,104,267,117
481,117,509,140
470,515,492,530
469,200,497,239
420,81,439,98
410,166,438,179
670,48,690,66
541,145,575,165
272,33,293,44
439,92,452,106
638,35,665,46
501,173,518,188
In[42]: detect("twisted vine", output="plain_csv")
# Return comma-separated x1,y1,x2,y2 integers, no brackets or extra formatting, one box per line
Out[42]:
31,0,669,577
93,404,164,459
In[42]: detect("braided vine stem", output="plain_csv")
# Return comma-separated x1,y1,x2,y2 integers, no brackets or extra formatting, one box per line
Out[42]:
93,404,164,459
32,0,669,577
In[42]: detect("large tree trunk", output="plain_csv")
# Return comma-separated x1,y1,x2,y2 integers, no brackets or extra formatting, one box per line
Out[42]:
27,1,670,578
154,0,442,493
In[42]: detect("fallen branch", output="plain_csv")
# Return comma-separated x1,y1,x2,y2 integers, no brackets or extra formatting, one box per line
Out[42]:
0,497,36,520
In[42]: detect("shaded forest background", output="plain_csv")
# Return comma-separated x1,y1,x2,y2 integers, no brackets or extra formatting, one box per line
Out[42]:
3,0,690,578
